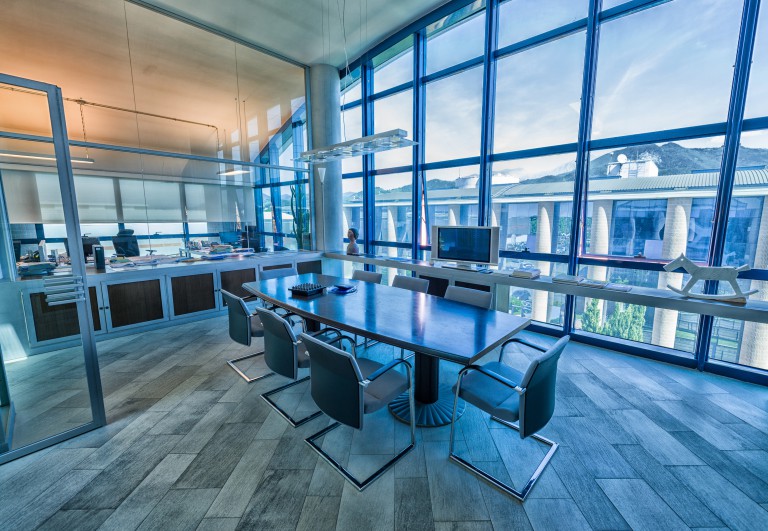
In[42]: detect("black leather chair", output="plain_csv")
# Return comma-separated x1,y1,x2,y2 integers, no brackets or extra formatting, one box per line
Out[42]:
449,336,570,501
300,332,415,490
112,229,140,257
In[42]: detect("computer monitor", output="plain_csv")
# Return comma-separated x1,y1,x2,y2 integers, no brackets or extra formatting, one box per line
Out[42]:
219,231,240,246
82,236,100,258
431,225,500,268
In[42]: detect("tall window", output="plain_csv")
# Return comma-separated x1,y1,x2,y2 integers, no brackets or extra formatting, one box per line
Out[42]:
338,0,767,377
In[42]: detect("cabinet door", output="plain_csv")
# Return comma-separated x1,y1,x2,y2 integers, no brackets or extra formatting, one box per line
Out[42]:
103,279,167,330
219,268,256,303
27,285,103,342
169,272,217,317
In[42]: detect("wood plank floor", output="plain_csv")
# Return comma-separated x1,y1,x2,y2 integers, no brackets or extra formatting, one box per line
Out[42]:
3,316,768,530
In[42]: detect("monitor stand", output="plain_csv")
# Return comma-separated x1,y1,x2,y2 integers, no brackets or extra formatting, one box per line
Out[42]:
439,262,489,272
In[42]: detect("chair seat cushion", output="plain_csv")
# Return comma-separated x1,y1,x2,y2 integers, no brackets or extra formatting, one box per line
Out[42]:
453,362,523,423
358,358,409,414
297,342,311,369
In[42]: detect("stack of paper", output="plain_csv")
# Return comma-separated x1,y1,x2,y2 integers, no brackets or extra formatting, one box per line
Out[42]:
552,274,584,284
604,283,632,292
511,268,541,279
578,278,608,288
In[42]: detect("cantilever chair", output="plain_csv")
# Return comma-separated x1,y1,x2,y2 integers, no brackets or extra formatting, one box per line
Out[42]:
392,274,429,293
222,289,276,383
351,269,383,284
351,269,383,348
444,285,493,309
392,275,430,358
450,335,570,501
257,307,355,427
300,332,415,491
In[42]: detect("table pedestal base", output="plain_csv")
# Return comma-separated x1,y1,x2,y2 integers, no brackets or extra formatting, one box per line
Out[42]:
388,385,465,427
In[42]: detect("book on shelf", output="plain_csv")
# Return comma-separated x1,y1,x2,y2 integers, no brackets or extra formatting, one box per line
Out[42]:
511,268,540,279
578,278,608,288
552,274,584,284
604,283,632,292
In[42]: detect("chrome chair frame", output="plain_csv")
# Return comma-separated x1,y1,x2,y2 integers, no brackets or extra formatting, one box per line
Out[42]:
305,356,416,491
259,310,356,427
226,309,304,383
449,337,560,502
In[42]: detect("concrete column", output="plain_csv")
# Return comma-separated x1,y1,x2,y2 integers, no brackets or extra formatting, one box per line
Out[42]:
739,197,768,370
448,205,460,226
386,207,398,257
533,202,554,322
587,200,613,323
342,208,350,236
309,64,343,255
491,204,501,227
652,197,692,348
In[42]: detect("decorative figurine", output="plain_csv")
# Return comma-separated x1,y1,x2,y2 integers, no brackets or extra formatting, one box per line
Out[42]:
663,254,757,304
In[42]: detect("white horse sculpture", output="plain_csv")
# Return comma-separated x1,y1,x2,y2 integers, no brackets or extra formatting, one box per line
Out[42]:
664,254,756,303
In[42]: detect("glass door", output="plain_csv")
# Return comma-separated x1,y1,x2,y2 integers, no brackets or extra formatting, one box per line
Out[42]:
0,74,105,463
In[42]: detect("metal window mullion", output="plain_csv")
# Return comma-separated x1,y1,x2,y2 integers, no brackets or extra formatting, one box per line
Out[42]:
478,0,499,227
413,30,426,258
362,62,375,258
695,0,761,370
563,0,602,334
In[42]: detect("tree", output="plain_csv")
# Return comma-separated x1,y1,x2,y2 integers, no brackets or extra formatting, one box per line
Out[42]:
580,300,646,343
581,299,603,334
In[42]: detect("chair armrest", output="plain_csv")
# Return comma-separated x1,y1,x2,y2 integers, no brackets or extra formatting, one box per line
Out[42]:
363,358,412,386
499,337,547,361
324,334,357,357
282,312,306,332
459,364,525,395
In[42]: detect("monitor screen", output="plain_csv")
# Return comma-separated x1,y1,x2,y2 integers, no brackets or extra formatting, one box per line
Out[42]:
435,226,498,265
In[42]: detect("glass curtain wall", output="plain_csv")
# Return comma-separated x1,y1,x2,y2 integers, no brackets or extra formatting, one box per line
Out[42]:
340,0,768,379
0,0,308,257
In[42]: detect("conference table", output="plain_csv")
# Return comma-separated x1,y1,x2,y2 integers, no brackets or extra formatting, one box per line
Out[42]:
243,273,530,427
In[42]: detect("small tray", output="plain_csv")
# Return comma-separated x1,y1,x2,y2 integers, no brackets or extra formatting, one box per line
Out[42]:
289,283,326,297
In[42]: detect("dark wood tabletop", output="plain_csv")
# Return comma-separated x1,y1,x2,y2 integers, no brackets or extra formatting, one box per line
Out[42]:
243,273,530,365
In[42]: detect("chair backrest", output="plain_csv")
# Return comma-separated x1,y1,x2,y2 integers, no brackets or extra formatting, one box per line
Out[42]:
351,270,383,284
300,332,365,430
260,266,298,280
444,285,493,309
221,289,252,347
518,336,569,439
392,275,429,293
256,307,300,379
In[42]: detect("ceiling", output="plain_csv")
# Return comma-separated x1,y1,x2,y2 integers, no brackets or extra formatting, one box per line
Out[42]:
137,0,452,68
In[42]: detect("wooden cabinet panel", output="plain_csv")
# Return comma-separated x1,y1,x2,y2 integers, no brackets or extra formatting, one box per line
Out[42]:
455,281,491,292
29,293,79,342
29,286,102,341
297,260,322,274
89,286,101,332
106,280,164,328
171,273,216,316
420,275,450,297
220,268,256,300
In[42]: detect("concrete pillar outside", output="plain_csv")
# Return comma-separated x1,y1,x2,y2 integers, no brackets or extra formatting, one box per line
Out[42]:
586,200,613,324
448,205,460,226
342,208,350,236
533,202,554,322
386,207,398,257
309,64,343,257
491,204,501,227
738,196,768,370
652,197,692,348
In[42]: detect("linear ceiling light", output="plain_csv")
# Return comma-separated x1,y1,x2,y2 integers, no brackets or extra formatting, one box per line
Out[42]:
216,169,250,176
0,150,95,164
295,129,417,163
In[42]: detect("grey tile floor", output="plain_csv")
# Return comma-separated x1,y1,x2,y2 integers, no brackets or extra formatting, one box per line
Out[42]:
2,315,768,530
